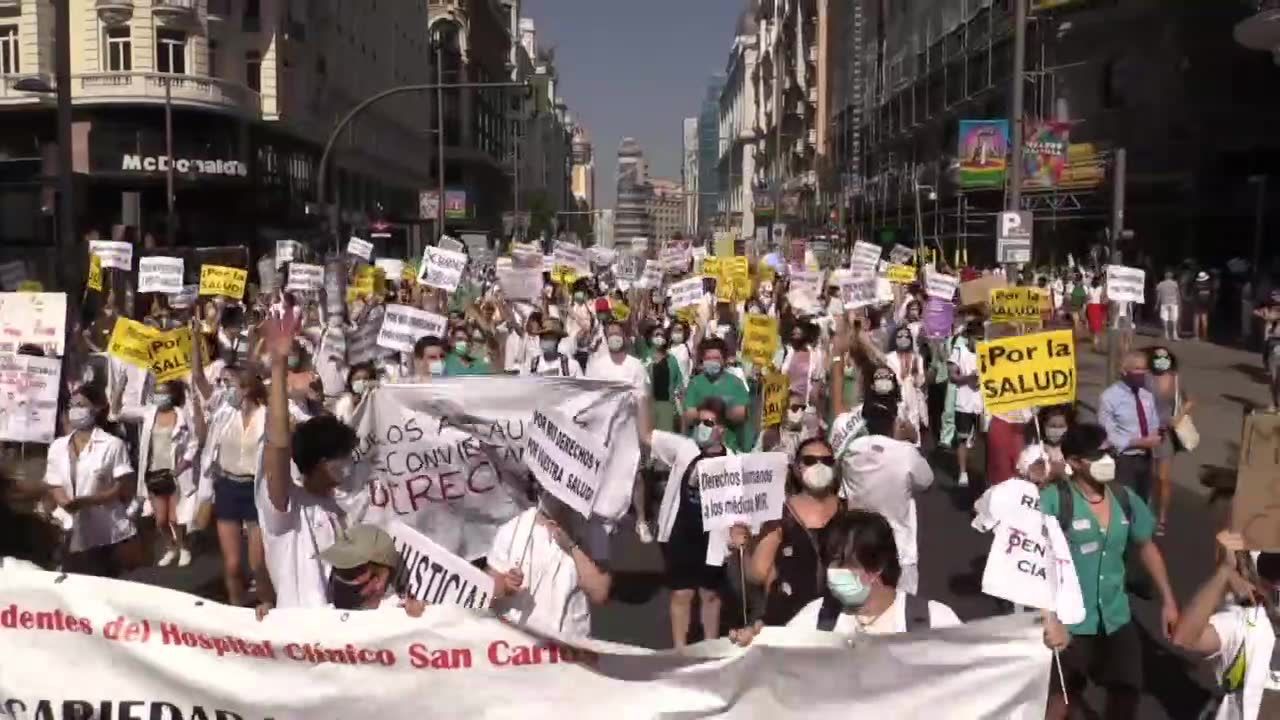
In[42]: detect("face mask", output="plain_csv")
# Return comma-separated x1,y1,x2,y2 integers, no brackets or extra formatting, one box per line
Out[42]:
1088,455,1116,483
786,408,805,427
287,355,302,371
826,567,871,607
328,568,372,611
453,341,469,356
801,464,835,491
872,378,895,395
428,360,445,377
573,293,585,303
671,332,685,345
692,422,716,448
651,336,668,349
352,379,370,396
154,393,174,409
68,407,94,431
1152,357,1171,373
540,338,559,355
1123,371,1145,389
1044,427,1067,445
607,335,625,352
703,360,722,377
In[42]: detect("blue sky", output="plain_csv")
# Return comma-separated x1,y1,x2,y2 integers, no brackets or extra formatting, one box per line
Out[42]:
521,0,741,209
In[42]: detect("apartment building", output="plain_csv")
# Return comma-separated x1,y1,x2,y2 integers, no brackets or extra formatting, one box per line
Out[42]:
648,177,684,244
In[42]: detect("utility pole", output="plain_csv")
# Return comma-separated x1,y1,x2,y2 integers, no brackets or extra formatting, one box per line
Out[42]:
436,41,446,243
54,0,73,286
1106,147,1127,382
1008,0,1028,213
164,77,176,246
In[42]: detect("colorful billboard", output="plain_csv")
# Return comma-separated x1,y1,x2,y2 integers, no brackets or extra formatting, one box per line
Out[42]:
1022,121,1071,190
958,120,1010,190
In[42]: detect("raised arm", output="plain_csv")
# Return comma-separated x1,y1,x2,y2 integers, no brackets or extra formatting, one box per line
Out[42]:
263,311,301,513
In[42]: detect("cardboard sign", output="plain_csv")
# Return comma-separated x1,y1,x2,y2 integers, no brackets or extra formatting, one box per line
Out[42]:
387,521,495,609
107,317,158,369
0,292,67,356
668,276,705,311
886,264,917,284
419,246,468,293
198,265,247,299
89,240,133,271
743,314,779,367
87,254,103,292
0,353,61,444
497,268,541,301
1105,265,1146,305
925,270,959,301
525,407,607,518
959,275,1007,307
377,304,448,353
347,237,374,261
976,329,1076,414
694,452,790,531
850,241,882,275
1231,413,1280,551
286,263,325,292
275,239,302,268
137,257,184,294
149,327,192,383
761,372,790,427
989,287,1049,325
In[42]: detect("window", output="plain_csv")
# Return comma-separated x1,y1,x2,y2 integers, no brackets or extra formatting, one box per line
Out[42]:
208,39,218,77
156,29,186,74
104,26,132,72
244,0,261,32
246,51,261,92
0,25,17,75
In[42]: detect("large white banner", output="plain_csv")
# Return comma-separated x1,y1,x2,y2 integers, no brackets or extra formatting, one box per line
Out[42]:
0,353,61,443
349,377,640,560
0,570,1053,719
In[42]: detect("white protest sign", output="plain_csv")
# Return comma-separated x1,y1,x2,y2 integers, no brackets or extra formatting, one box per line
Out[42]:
275,239,302,268
168,284,199,309
789,270,824,312
1105,265,1146,305
318,327,348,363
286,263,325,292
0,260,27,290
982,516,1086,625
615,254,644,282
925,270,960,301
323,258,346,318
377,304,448,353
840,276,877,309
498,268,542,301
257,254,279,294
695,453,789,531
542,254,556,273
639,265,664,290
347,305,384,365
0,353,61,443
659,244,689,273
439,235,465,253
553,242,591,276
137,257,184,294
0,292,66,356
419,246,469,293
387,521,494,609
589,246,617,267
352,378,640,559
525,407,607,518
347,237,374,261
89,240,133,271
668,276,705,310
374,258,406,281
889,243,916,265
850,240,882,275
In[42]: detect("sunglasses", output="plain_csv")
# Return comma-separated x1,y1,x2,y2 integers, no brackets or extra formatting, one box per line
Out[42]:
800,456,835,467
789,404,806,412
695,419,717,428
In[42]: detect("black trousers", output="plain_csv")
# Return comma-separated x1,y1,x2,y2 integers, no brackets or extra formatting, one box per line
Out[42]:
1116,453,1152,502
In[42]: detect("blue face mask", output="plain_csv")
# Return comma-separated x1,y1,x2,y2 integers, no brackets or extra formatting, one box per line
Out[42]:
703,360,723,378
692,422,716,448
826,567,871,607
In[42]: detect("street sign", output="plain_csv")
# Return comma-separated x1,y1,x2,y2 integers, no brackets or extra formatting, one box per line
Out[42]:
996,210,1033,264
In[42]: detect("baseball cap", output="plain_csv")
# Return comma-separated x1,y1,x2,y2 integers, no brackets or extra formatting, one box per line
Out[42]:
319,524,399,570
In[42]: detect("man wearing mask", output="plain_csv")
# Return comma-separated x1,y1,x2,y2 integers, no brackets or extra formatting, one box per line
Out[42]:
410,336,448,381
445,326,493,376
524,321,580,378
1040,423,1179,720
682,338,750,451
1098,350,1161,500
948,321,984,488
585,319,648,402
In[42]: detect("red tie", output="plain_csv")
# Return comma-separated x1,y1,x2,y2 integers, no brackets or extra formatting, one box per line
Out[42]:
1133,387,1149,438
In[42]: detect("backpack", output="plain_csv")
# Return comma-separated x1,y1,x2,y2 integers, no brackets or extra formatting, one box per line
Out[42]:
816,593,931,632
531,354,570,377
1050,479,1154,600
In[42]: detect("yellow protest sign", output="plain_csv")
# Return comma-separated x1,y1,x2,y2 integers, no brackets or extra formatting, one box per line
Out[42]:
353,266,385,298
199,265,247,300
743,314,779,366
757,261,776,284
976,329,1076,414
611,302,631,322
702,257,721,278
886,264,917,284
676,307,698,326
762,372,790,427
401,262,418,283
87,254,103,292
989,287,1049,325
551,265,579,286
17,280,43,292
149,327,192,383
107,317,159,369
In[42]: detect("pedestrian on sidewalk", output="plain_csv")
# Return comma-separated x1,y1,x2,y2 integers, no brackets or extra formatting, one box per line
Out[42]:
1146,345,1194,537
1193,271,1215,342
1156,271,1182,342
1085,275,1107,352
1098,351,1161,501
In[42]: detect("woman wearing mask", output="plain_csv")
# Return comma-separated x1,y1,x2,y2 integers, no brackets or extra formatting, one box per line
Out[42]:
45,385,142,577
1035,405,1075,484
666,320,700,390
779,321,826,420
644,326,684,433
884,326,927,442
1146,346,1193,536
445,325,494,376
115,380,199,568
334,363,377,427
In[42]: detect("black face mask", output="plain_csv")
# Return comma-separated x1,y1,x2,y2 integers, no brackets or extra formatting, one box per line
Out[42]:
328,566,372,610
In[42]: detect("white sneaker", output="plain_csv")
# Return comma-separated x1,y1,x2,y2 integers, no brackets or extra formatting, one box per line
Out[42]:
157,548,177,567
957,472,970,488
636,522,655,544
177,548,192,567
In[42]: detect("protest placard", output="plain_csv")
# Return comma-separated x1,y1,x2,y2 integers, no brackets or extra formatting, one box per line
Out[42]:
886,264,917,284
347,308,383,365
148,327,192,383
1231,413,1280,551
169,284,199,309
0,292,67,356
525,407,607,518
553,242,591,277
659,244,689,273
889,243,916,265
275,239,302,269
347,237,374,261
1105,265,1146,304
137,257,185,294
925,270,959,301
0,352,61,443
377,304,448,354
387,521,495,609
695,452,789,531
199,265,247,299
639,265,664,290
374,258,405,281
959,274,1007,307
789,270,823,312
615,254,644,282
761,372,789,427
923,298,956,340
850,240,882,275
90,240,133,271
976,329,1076,414
701,256,721,278
497,268,542,301
989,287,1048,325
286,263,325,292
743,315,779,366
107,317,159,369
588,246,617,267
839,275,877,309
352,266,384,299
982,507,1085,622
668,276,705,311
419,246,468,293
0,260,27,290
439,235,465,253
87,254,103,292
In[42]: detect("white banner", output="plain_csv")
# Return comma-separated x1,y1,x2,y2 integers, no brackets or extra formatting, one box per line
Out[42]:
348,237,375,261
925,270,960,302
377,304,447,354
0,292,66,356
668,276,704,310
0,570,1054,719
419,246,468,293
840,276,877,309
498,268,542,301
137,257,185,294
275,239,302,269
850,240,882,275
0,260,27,290
525,407,607,518
387,521,494,609
659,245,689,273
0,353,61,443
286,263,325,292
350,378,640,559
1105,265,1146,305
89,240,133,271
695,453,789,531
553,242,591,276
375,258,406,281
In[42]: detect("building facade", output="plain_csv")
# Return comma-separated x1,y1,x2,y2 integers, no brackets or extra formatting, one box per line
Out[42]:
614,136,652,253
682,116,698,236
571,124,594,211
696,74,724,236
717,19,759,240
648,177,684,244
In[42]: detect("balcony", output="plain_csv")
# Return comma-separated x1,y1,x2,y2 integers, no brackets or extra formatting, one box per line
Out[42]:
1235,0,1280,52
73,71,260,115
95,0,134,25
151,0,196,22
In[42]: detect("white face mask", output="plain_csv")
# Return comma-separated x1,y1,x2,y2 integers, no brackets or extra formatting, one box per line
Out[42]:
1044,427,1067,444
352,379,370,396
872,379,895,395
786,408,805,427
68,407,94,431
1088,455,1116,483
801,463,835,491
607,335,625,352
428,360,445,377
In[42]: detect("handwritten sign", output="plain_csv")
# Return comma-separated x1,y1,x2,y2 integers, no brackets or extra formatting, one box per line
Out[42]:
0,293,67,356
761,372,790,427
668,276,705,311
695,453,789,531
275,239,302,269
286,263,326,292
138,257,185,294
419,246,468,293
525,408,607,519
925,270,959,301
553,242,591,277
1105,265,1146,305
886,264,917,284
198,265,247,300
90,240,133,271
0,353,61,444
387,522,494,609
347,237,374,261
850,240,882,276
377,304,448,353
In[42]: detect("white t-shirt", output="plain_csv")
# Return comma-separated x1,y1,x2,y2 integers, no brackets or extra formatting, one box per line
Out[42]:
1208,605,1278,720
44,428,136,553
786,591,962,635
486,508,593,639
505,332,541,373
523,353,582,378
256,465,347,609
585,353,649,400
834,433,933,567
948,343,984,414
